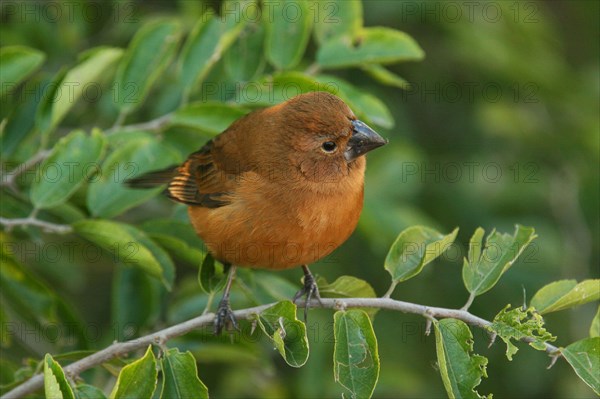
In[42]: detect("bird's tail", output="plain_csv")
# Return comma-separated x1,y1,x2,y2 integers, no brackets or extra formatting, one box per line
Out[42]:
125,166,178,188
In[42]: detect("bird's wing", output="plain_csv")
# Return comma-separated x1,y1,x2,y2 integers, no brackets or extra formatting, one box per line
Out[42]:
166,139,244,208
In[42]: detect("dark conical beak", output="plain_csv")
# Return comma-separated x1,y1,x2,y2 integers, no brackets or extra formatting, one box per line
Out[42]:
344,120,388,162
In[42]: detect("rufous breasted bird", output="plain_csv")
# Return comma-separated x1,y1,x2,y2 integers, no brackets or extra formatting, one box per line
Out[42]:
127,91,387,333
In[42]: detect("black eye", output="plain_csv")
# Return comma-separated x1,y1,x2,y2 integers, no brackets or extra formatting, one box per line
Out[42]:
321,141,337,153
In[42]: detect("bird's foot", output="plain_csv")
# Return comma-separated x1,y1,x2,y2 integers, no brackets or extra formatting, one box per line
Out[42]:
214,298,238,335
293,268,322,322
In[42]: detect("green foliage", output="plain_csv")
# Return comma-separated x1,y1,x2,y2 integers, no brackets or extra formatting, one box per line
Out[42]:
38,48,123,136
462,225,537,297
171,102,249,135
316,27,424,68
530,279,600,314
86,137,181,218
265,0,313,69
197,253,227,294
313,0,362,44
385,225,458,285
256,301,309,368
179,10,246,101
334,309,379,399
160,348,208,399
317,275,378,318
0,46,45,95
43,354,75,399
562,337,600,395
434,319,490,399
31,129,105,209
488,305,556,360
1,1,597,398
114,20,181,114
74,220,175,289
109,346,157,399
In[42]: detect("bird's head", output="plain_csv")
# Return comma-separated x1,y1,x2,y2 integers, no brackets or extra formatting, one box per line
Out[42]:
266,91,388,187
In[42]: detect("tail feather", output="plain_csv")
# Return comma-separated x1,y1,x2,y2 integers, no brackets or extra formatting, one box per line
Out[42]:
125,166,178,188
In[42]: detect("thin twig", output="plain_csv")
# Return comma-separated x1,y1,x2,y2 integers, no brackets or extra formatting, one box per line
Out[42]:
1,150,52,192
1,297,561,399
0,217,73,235
105,113,173,136
304,63,321,76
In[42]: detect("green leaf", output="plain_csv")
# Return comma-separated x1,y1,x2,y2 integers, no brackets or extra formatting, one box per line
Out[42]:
317,275,378,318
317,27,424,69
142,219,206,267
562,337,600,395
462,225,537,297
333,309,379,399
109,346,157,399
314,74,394,128
318,275,376,298
44,354,75,399
198,253,226,294
35,68,67,136
86,137,180,218
530,279,600,315
313,0,362,44
433,319,490,399
361,64,410,90
36,48,122,135
265,0,313,70
178,11,246,100
385,226,458,284
1,81,41,158
488,305,556,360
74,384,107,399
224,20,266,82
257,301,309,367
30,129,105,209
160,348,208,399
239,72,337,106
170,102,249,135
73,220,174,290
0,45,45,95
591,306,600,338
114,20,181,114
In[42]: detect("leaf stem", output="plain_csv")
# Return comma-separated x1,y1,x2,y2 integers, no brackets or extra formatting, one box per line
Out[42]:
461,292,476,311
383,281,398,298
1,297,561,399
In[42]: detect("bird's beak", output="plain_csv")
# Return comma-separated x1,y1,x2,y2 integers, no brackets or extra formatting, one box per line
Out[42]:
344,120,388,162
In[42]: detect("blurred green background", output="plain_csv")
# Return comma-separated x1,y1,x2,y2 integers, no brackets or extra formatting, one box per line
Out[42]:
1,0,598,398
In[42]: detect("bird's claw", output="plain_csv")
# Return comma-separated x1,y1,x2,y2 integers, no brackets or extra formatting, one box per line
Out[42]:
293,272,322,323
214,298,238,335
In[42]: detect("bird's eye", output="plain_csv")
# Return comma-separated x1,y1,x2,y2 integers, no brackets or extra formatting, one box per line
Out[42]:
321,141,337,153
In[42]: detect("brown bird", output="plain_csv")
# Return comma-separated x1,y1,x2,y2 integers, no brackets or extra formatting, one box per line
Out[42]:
127,91,387,333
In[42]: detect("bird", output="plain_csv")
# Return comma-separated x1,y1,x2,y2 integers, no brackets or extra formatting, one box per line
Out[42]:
126,91,387,334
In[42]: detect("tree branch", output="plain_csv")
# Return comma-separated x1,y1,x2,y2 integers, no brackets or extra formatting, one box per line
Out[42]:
1,297,561,399
0,217,73,235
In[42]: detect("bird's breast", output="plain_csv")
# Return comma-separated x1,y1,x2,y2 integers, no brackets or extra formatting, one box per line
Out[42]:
188,170,365,269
